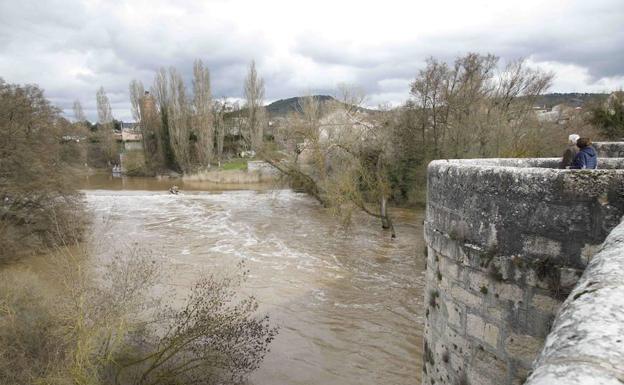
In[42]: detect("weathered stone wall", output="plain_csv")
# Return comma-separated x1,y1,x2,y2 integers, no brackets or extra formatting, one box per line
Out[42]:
525,219,624,385
594,142,624,158
423,158,624,385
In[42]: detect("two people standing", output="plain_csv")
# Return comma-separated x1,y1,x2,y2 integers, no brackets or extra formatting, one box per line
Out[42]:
560,134,598,169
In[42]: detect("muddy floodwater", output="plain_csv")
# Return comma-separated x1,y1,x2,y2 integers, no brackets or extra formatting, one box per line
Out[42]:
81,173,426,385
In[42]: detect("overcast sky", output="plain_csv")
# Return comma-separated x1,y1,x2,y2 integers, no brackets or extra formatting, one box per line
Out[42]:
1,0,622,121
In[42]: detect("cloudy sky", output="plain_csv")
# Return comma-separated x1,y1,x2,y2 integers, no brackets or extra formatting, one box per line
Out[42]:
1,0,622,121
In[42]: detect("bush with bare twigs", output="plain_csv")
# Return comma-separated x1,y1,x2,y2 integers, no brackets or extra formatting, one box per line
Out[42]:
0,79,86,262
0,248,277,385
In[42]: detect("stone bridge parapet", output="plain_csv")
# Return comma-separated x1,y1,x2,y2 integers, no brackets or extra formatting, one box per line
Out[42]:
525,219,624,385
422,157,624,385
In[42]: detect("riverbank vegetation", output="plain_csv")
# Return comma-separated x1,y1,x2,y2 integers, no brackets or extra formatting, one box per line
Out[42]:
117,52,606,236
0,78,277,385
0,251,276,385
0,79,86,262
589,91,624,139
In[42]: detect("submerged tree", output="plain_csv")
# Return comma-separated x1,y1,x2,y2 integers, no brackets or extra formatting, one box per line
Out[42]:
267,92,397,237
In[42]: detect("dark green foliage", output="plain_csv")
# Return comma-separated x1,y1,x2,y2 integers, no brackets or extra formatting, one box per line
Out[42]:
480,244,498,268
573,288,597,301
424,341,435,366
429,290,440,308
480,285,489,295
589,92,624,139
534,258,572,301
488,264,504,282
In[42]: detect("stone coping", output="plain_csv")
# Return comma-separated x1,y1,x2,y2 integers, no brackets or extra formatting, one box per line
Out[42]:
524,219,624,385
429,157,624,170
594,142,624,158
427,157,624,270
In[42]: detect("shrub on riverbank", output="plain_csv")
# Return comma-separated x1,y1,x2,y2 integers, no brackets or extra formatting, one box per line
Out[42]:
0,79,86,262
221,158,248,171
0,249,277,385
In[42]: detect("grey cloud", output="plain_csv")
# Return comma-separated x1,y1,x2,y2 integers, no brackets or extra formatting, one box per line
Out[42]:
1,0,622,122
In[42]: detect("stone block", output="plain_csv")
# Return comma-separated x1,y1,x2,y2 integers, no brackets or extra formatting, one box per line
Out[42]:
440,257,459,279
470,347,508,384
484,323,500,348
525,269,551,290
451,285,483,309
522,235,562,257
467,313,485,339
467,270,489,293
530,294,560,314
468,367,497,385
505,333,544,367
486,306,507,322
467,313,499,348
580,243,600,265
494,282,525,303
559,267,582,289
444,326,470,357
445,299,463,328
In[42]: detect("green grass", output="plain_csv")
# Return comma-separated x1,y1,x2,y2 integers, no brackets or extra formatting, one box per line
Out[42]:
221,158,248,171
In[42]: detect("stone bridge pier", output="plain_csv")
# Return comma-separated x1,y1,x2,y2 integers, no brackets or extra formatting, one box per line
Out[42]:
422,157,624,385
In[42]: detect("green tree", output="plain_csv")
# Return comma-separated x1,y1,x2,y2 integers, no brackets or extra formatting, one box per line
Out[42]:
589,92,624,139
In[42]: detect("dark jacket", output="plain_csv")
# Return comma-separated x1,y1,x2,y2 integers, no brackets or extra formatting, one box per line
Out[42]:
560,145,578,168
571,146,597,169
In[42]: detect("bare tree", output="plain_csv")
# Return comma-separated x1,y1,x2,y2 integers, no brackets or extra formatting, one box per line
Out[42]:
138,87,163,171
267,93,397,237
96,86,117,164
243,60,266,152
0,79,85,261
212,98,229,166
96,87,114,126
129,80,145,123
407,53,553,160
72,100,87,123
152,68,175,170
192,59,214,168
167,67,191,172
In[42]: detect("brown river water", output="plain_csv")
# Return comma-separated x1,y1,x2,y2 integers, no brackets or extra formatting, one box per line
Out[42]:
79,173,426,385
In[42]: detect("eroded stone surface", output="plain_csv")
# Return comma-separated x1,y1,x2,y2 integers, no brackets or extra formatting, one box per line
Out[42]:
595,142,624,158
525,220,624,385
423,157,624,385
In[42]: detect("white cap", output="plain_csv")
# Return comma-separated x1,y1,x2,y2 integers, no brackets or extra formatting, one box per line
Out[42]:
569,134,580,144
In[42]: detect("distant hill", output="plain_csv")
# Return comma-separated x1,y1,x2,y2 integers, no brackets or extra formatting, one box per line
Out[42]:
266,95,337,117
225,95,374,120
534,93,608,109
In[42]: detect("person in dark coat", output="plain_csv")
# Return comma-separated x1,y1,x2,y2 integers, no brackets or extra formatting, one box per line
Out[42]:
560,134,579,168
571,137,598,169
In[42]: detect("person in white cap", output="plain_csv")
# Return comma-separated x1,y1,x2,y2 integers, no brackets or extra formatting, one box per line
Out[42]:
560,134,580,169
